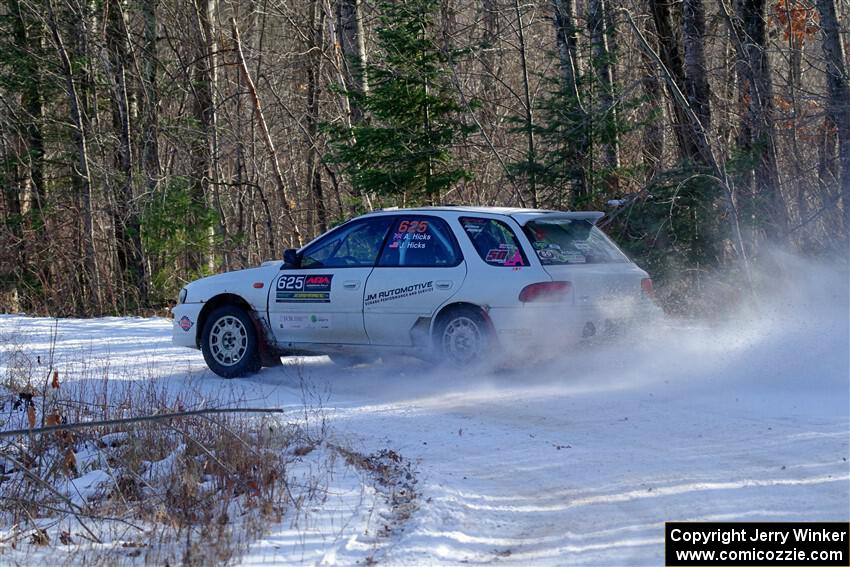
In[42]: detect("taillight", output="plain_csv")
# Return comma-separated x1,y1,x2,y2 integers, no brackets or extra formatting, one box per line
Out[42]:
641,278,654,298
519,281,572,303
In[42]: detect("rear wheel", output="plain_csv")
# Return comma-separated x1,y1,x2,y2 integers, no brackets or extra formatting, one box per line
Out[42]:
201,305,260,378
435,307,492,367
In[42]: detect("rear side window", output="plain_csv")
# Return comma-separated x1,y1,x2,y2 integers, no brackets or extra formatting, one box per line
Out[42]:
522,219,628,264
377,216,461,267
459,217,528,267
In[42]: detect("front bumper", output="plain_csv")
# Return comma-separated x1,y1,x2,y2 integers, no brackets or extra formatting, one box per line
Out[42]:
171,303,204,348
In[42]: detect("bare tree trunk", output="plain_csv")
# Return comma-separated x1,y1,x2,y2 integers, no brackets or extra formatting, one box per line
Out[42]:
1,118,23,312
552,0,590,202
191,0,219,272
650,0,702,162
7,0,47,310
682,0,711,133
336,0,368,123
105,0,144,310
816,0,850,236
730,0,788,241
137,0,159,299
515,0,537,207
9,0,45,217
333,0,369,212
778,2,806,236
588,0,620,171
46,0,102,314
141,0,161,194
480,0,500,93
307,0,328,233
439,0,457,54
639,6,664,179
818,117,839,189
232,18,302,246
552,0,582,106
718,23,737,152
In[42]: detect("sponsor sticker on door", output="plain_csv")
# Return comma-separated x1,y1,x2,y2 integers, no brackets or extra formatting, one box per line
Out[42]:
276,274,334,303
280,313,333,330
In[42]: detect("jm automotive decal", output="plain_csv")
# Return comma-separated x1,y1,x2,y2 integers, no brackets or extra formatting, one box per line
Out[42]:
276,274,333,303
365,281,434,306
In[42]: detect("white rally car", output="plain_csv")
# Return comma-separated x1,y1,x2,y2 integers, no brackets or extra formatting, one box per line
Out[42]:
172,207,659,377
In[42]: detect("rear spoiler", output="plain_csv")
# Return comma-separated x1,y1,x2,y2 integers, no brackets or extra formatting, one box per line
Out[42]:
510,211,605,226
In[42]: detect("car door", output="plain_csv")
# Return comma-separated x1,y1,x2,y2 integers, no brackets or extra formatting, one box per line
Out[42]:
364,215,467,346
269,216,393,345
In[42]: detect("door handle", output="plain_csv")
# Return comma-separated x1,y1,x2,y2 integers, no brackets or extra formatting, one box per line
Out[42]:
343,280,360,290
435,280,453,290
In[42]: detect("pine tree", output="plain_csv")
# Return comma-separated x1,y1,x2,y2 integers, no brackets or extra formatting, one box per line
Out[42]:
325,0,475,205
509,38,641,209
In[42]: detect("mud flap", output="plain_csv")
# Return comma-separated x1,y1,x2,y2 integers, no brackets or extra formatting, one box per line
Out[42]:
248,311,282,367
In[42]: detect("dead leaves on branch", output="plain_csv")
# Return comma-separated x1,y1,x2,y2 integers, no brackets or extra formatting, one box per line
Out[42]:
770,0,820,46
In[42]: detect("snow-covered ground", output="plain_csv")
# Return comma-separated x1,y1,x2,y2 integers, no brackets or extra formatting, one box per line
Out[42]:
1,261,848,565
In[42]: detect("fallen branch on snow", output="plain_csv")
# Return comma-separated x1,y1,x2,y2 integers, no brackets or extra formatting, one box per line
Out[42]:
0,407,285,438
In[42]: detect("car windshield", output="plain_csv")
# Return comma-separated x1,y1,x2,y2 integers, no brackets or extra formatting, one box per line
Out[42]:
522,218,628,265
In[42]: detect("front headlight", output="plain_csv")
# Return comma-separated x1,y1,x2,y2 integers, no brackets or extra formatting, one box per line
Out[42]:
178,287,188,304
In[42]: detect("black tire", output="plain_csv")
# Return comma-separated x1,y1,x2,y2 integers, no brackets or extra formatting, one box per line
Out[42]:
201,305,260,378
434,307,493,367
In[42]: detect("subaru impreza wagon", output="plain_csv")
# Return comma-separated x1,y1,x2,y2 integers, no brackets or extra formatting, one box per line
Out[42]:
172,206,659,377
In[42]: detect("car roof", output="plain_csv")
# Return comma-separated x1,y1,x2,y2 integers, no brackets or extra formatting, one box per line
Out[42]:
363,206,604,224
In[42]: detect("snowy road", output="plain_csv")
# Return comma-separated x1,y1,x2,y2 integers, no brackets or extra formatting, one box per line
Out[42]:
1,268,848,565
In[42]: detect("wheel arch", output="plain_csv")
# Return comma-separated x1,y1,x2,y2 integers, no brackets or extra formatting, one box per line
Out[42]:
431,301,496,338
196,293,256,349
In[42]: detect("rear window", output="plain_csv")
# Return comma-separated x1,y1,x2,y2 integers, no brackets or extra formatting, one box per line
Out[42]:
459,217,528,267
522,219,628,265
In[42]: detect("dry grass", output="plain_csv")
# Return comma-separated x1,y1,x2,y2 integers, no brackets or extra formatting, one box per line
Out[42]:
0,325,333,565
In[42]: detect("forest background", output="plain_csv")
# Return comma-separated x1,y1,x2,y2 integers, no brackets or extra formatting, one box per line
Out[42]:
0,0,847,315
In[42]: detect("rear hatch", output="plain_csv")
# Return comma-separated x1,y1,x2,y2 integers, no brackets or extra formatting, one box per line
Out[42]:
516,214,649,312
542,263,647,309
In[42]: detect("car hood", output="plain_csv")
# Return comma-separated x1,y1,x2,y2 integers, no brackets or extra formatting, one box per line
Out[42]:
184,266,273,302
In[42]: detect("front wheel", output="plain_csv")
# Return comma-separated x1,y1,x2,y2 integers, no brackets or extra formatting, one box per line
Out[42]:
434,308,493,367
201,306,260,378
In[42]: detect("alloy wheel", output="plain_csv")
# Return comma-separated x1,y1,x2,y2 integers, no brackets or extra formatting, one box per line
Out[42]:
208,315,248,366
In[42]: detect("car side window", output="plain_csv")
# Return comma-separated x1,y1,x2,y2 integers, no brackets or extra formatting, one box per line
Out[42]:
301,217,393,268
377,216,461,267
459,217,528,267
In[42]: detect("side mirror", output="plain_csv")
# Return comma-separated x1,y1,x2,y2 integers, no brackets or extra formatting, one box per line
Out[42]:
283,248,301,268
